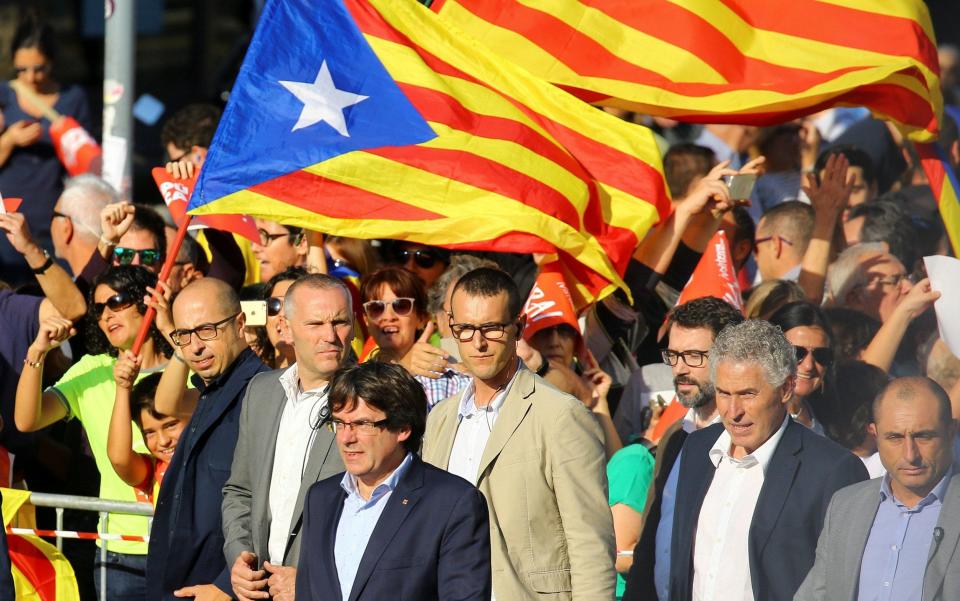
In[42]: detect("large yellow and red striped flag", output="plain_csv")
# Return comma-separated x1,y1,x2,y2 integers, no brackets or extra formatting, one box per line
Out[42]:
430,0,942,142
188,0,670,305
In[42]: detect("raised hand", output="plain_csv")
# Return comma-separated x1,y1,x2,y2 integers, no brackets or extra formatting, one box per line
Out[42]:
802,152,852,223
0,212,37,255
100,201,136,245
407,322,448,379
114,350,143,391
30,316,76,355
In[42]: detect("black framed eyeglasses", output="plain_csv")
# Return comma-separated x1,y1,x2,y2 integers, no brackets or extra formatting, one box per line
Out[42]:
661,349,709,368
113,247,162,267
93,291,136,318
794,346,833,366
327,418,390,435
52,210,71,221
257,228,290,246
449,320,516,342
267,296,284,317
170,312,240,347
394,249,441,269
363,297,415,320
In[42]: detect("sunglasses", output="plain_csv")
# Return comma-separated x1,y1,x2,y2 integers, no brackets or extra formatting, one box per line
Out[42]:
113,247,161,266
363,297,415,320
94,291,136,318
394,249,441,270
794,345,833,366
267,296,284,317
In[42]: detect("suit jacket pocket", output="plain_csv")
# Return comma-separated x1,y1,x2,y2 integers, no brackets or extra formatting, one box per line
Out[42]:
527,567,571,593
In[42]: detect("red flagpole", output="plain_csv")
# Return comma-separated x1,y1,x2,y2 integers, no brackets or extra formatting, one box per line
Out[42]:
132,216,192,355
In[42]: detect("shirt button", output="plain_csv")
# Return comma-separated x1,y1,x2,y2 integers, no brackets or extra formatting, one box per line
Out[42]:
883,582,890,587
891,544,898,550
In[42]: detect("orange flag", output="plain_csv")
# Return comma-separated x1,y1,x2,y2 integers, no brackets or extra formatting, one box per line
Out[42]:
676,231,744,313
49,117,102,177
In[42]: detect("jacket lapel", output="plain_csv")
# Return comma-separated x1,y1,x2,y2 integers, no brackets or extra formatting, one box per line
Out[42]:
257,378,288,556
841,484,882,601
428,392,463,470
347,458,425,601
325,487,347,601
283,428,340,562
749,419,801,590
476,369,534,481
923,471,960,601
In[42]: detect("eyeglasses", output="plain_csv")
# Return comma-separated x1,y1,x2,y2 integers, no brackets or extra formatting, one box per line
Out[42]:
113,247,162,267
257,228,290,246
94,291,136,318
394,249,442,269
363,297,415,320
267,297,284,317
52,210,71,221
169,313,240,347
327,418,390,435
14,65,50,75
794,345,834,366
754,235,793,247
866,272,912,289
661,349,709,368
449,320,517,342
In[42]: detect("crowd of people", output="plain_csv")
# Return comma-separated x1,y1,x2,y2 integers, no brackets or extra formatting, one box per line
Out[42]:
1,12,960,601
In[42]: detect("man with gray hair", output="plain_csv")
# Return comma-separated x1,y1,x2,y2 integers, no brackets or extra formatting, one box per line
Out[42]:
49,174,119,277
826,242,915,323
669,320,868,601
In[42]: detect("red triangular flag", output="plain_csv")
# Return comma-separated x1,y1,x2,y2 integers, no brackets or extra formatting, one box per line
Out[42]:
50,116,102,176
2,197,23,213
152,168,259,243
676,230,744,313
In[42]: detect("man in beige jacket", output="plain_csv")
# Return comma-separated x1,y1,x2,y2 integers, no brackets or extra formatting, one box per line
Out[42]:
422,267,616,600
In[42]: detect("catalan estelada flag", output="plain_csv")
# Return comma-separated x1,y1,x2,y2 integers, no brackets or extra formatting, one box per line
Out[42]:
430,0,942,142
188,0,671,305
917,142,960,254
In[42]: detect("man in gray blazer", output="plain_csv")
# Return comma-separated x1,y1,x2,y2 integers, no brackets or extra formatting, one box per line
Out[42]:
796,376,960,601
222,274,353,601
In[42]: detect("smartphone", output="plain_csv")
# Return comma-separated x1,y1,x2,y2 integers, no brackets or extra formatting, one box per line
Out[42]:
240,300,267,326
723,173,757,201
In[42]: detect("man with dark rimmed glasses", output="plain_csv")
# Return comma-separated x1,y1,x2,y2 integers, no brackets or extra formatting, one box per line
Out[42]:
145,277,268,601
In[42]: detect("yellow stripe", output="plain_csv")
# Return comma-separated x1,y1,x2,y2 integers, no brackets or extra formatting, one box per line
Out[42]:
815,0,936,42
939,179,960,255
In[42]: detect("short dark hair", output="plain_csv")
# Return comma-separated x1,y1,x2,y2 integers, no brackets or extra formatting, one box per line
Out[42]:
130,204,167,262
848,198,918,269
662,144,716,199
818,360,888,450
265,267,307,298
815,144,877,187
12,13,56,62
822,307,880,362
161,104,221,151
451,267,523,320
361,266,429,318
130,372,166,428
86,266,172,358
667,296,744,338
873,376,953,426
758,201,815,255
328,362,427,454
768,301,833,345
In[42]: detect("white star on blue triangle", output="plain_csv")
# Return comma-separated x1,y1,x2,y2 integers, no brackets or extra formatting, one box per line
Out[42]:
279,61,369,136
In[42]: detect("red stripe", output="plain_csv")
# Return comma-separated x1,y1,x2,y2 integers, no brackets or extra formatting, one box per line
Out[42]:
8,536,58,601
249,169,446,221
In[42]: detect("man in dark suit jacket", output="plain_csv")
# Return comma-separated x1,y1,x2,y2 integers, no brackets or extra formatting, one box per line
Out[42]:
146,279,269,600
668,320,867,601
296,362,490,601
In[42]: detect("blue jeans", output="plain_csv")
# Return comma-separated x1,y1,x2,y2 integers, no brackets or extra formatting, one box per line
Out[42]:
93,550,147,601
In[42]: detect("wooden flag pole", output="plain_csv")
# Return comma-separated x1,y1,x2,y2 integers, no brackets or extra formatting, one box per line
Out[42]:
131,216,192,355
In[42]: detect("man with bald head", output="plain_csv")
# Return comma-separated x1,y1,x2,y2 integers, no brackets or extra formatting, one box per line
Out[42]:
796,377,960,601
146,278,268,601
223,274,352,601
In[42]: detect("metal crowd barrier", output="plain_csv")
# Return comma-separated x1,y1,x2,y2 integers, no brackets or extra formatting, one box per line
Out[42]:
16,492,154,601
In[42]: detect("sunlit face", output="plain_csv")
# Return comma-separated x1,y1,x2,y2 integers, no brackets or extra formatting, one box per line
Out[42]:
871,390,956,506
286,285,354,383
335,397,410,487
172,289,246,383
13,47,51,92
115,228,162,273
847,253,912,323
667,326,715,409
94,284,141,350
367,284,426,357
139,410,184,463
252,219,304,282
529,324,579,367
451,289,521,384
844,166,875,210
267,279,296,350
785,326,830,399
715,360,793,458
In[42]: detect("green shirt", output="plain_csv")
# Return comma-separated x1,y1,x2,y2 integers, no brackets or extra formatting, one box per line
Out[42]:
607,444,655,599
50,353,156,554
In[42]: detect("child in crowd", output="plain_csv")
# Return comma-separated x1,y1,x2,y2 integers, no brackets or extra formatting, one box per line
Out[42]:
109,351,189,505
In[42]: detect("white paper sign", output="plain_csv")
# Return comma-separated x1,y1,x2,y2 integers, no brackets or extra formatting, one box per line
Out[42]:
924,255,960,357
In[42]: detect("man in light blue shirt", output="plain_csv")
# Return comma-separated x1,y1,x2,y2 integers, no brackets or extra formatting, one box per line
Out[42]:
796,376,960,601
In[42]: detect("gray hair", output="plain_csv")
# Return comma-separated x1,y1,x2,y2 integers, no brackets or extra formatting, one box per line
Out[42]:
709,319,797,387
427,254,498,315
826,242,887,303
58,174,120,242
284,273,353,319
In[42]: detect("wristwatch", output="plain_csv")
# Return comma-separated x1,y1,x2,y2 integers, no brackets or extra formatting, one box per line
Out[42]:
31,249,54,275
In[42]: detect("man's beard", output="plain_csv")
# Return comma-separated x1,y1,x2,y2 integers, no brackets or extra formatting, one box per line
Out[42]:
673,375,715,409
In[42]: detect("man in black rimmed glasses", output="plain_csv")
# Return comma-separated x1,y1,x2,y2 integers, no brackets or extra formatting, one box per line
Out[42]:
146,278,268,601
753,201,814,284
423,267,615,599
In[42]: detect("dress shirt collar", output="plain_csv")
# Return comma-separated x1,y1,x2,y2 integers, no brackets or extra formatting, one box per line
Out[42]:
190,347,262,393
708,413,790,473
682,407,722,433
880,465,954,510
457,359,523,420
278,362,329,407
340,451,413,506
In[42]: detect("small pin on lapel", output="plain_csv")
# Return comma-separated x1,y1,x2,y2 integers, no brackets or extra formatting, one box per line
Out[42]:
402,498,409,505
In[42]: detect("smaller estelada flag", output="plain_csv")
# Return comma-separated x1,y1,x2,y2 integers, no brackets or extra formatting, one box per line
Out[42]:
151,168,259,243
676,230,744,313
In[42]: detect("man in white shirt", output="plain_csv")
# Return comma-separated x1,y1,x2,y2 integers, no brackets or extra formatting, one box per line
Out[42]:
668,320,868,601
223,274,354,601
